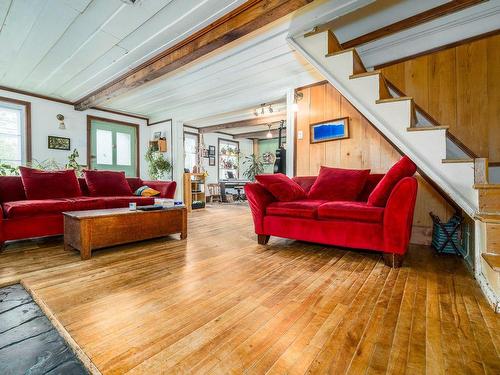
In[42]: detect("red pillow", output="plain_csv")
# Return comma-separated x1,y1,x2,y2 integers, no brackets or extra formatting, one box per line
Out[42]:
367,156,417,207
255,173,306,202
307,166,370,201
19,166,81,200
83,170,133,197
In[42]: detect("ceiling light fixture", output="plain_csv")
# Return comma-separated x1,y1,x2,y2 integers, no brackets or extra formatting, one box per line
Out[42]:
291,91,303,112
254,103,275,117
266,124,273,138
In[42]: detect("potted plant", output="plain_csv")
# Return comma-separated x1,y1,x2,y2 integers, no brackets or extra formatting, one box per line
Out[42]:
66,149,84,176
146,146,172,180
0,163,19,176
242,154,264,181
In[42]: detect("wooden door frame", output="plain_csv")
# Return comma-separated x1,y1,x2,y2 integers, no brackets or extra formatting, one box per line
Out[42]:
86,115,140,177
0,95,32,163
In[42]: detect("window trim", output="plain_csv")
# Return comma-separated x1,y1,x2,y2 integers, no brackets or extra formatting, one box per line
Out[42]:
0,96,31,163
218,138,239,181
86,115,140,177
183,131,199,171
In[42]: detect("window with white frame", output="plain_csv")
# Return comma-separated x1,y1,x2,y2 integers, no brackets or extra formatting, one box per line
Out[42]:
184,132,198,172
0,101,26,167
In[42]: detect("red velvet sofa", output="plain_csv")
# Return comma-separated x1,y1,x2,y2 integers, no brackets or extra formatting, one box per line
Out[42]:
0,176,176,247
245,158,418,267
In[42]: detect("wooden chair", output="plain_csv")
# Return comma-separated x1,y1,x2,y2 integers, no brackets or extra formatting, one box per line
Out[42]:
207,183,222,203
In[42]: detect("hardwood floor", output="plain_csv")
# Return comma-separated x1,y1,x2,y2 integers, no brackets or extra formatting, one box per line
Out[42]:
0,205,498,374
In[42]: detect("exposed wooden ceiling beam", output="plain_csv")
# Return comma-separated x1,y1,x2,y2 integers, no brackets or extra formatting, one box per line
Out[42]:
198,114,285,133
341,0,486,49
74,0,313,111
234,128,286,139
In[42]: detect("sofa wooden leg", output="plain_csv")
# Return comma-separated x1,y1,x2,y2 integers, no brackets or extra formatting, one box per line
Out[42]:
257,235,270,245
383,253,404,268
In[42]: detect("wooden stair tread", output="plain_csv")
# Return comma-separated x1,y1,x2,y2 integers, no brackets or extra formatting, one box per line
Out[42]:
376,96,413,104
482,253,500,272
441,158,474,163
406,125,449,132
325,47,355,58
349,70,381,79
475,213,500,223
473,183,500,189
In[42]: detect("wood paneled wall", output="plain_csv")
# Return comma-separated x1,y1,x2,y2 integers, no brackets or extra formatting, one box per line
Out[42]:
380,33,500,162
295,82,454,240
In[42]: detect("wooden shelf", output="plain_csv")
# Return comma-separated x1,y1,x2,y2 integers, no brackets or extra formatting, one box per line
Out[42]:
183,172,206,212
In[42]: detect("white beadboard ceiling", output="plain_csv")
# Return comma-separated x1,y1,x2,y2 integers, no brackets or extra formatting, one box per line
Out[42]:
0,0,495,136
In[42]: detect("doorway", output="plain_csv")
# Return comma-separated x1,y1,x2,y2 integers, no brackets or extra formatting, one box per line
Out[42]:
87,116,139,177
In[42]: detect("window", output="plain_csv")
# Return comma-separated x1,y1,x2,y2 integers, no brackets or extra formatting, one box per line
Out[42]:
184,132,198,172
218,139,239,180
0,99,29,167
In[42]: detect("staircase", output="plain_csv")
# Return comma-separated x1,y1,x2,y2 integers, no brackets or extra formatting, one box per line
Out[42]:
289,29,500,311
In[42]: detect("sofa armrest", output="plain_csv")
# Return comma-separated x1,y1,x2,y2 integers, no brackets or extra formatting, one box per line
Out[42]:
244,182,276,234
143,180,177,199
383,177,418,255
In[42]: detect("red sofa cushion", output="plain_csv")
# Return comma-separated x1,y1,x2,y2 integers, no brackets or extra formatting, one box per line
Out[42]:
292,176,317,193
367,156,417,207
266,200,327,219
19,167,81,200
307,166,370,201
83,170,133,197
357,174,384,202
255,173,306,202
2,197,104,218
318,201,384,223
0,176,26,203
100,196,155,209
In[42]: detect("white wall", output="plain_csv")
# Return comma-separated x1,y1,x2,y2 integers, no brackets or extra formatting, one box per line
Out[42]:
0,89,149,179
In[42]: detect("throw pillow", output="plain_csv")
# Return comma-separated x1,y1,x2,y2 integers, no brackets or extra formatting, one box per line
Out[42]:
134,186,161,197
83,170,133,197
307,166,370,201
255,173,306,202
19,167,81,200
367,156,417,207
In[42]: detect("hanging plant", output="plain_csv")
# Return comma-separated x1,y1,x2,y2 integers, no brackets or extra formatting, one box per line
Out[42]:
146,146,172,180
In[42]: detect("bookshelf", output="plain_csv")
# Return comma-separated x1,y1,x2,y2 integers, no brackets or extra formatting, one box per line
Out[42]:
183,173,206,212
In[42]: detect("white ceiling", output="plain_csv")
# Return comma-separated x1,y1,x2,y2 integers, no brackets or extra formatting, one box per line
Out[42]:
0,0,247,101
0,0,496,137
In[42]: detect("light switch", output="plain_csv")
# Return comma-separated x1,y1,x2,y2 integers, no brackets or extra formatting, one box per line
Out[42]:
298,130,303,139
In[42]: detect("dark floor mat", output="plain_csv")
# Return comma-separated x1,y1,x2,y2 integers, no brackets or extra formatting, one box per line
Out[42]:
0,284,88,375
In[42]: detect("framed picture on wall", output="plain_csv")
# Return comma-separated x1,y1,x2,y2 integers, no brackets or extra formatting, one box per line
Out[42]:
209,156,216,166
208,145,215,156
48,136,70,150
310,117,349,143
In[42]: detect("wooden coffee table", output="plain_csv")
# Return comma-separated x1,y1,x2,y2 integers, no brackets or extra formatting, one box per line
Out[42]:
63,206,187,260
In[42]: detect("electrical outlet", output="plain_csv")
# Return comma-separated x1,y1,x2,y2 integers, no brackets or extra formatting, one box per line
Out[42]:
298,130,303,139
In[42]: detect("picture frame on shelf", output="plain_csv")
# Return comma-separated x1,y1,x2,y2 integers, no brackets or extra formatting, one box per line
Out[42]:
310,117,349,143
48,136,70,150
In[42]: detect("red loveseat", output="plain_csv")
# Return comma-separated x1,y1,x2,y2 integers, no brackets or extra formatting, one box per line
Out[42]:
245,157,418,267
0,175,176,248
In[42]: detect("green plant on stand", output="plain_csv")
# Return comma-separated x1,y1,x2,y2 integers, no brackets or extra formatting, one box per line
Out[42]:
0,163,19,176
66,149,84,176
242,154,264,181
146,146,172,180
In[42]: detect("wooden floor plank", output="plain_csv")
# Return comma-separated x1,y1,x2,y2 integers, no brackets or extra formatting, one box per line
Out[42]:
0,205,497,375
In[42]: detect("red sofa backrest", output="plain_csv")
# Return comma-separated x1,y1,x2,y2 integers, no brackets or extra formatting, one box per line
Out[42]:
0,175,147,203
293,173,384,202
